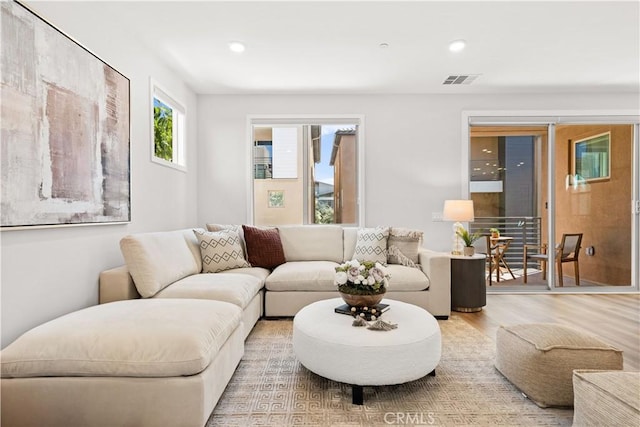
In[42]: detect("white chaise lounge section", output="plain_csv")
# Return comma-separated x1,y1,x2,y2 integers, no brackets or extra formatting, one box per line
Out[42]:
1,299,244,427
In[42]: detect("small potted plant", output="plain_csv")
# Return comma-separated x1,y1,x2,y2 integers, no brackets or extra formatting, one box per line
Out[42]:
490,228,500,239
456,228,483,256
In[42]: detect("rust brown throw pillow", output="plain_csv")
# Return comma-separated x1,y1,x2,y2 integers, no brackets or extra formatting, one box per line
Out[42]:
242,225,286,269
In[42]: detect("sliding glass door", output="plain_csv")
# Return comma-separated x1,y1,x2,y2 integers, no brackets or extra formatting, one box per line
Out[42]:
466,114,639,292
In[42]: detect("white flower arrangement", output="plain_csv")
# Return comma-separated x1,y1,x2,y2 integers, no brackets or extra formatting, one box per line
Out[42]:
335,259,390,294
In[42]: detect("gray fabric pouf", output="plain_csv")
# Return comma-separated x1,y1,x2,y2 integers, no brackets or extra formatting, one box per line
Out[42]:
495,323,623,407
572,370,640,426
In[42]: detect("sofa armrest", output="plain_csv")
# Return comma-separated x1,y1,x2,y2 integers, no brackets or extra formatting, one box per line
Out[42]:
99,265,141,304
418,249,451,317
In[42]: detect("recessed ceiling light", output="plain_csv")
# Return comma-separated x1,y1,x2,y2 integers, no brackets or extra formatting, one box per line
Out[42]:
228,41,245,53
449,39,466,52
379,42,389,49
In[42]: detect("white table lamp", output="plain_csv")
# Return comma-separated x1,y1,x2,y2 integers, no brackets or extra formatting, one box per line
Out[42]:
443,200,475,255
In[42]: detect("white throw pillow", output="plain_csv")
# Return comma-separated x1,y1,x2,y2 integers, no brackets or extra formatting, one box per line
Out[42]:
194,229,250,273
353,227,389,264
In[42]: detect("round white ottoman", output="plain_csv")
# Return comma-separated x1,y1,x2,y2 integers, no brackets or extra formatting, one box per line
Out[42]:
293,298,441,404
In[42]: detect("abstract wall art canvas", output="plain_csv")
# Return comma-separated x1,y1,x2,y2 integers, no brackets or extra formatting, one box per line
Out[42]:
1,1,130,228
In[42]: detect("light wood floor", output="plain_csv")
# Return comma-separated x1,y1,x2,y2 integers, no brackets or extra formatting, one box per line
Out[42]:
457,293,640,371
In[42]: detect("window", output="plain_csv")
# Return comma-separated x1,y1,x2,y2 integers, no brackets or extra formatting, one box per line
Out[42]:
250,118,363,226
572,132,610,182
150,81,186,170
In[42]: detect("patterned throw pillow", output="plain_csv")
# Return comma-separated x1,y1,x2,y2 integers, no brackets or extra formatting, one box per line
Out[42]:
206,224,246,257
242,225,286,270
388,245,418,268
353,227,389,264
387,227,423,265
194,229,250,273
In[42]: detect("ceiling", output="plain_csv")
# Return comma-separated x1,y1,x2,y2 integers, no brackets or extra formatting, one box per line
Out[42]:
32,1,640,95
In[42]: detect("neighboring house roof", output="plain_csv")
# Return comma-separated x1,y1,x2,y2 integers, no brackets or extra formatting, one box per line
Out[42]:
315,181,334,197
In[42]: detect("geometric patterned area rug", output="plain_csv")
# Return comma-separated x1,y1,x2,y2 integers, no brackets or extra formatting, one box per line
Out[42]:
208,316,573,426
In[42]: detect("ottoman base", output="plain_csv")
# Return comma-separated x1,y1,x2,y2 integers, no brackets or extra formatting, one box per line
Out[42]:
350,369,436,405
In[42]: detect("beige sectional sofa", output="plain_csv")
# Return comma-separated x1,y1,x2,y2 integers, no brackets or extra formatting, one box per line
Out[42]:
99,225,451,319
2,224,450,426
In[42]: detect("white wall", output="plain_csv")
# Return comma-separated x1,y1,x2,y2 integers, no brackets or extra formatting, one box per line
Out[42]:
2,3,637,349
1,2,199,348
197,93,639,254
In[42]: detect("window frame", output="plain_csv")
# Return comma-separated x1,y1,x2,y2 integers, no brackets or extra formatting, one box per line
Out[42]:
247,115,365,226
150,79,186,172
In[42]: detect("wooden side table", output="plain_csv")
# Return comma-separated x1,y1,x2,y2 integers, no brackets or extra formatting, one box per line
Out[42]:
450,254,487,312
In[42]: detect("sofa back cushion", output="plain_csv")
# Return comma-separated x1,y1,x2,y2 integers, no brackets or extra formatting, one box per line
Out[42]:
120,229,201,298
343,227,358,261
278,225,344,263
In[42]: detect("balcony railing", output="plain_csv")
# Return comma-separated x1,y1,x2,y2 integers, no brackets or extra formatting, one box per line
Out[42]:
469,216,542,269
254,156,272,179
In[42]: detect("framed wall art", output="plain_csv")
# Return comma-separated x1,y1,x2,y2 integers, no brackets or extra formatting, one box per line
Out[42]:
268,190,285,208
572,132,610,183
1,1,130,229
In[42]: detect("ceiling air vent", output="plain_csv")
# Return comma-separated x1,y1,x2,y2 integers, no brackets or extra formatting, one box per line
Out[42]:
443,74,480,85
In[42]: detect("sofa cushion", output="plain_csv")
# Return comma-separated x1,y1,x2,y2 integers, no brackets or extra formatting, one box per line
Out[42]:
343,227,358,261
242,225,286,269
387,227,423,265
206,224,247,257
223,266,271,283
155,273,264,309
266,261,341,291
278,225,344,263
353,227,389,264
120,229,201,298
194,229,250,273
0,299,241,378
385,264,430,291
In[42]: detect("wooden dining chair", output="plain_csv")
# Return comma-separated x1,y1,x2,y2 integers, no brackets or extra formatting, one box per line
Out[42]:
489,237,516,282
523,233,583,286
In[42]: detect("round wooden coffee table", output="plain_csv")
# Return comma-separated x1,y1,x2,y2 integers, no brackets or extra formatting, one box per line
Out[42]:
292,298,441,405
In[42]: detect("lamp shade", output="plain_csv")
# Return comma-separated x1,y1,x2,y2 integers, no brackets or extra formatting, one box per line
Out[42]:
443,200,474,222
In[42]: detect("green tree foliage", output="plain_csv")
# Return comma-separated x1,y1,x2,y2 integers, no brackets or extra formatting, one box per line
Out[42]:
315,200,335,224
154,100,173,161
